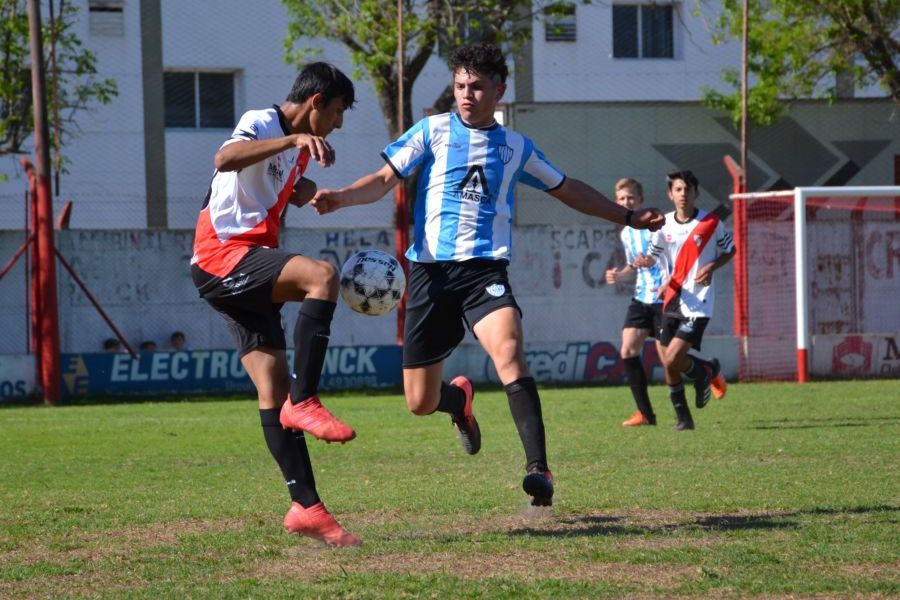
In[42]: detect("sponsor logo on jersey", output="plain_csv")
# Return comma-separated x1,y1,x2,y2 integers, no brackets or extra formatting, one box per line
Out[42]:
457,165,492,204
486,283,506,297
266,161,284,183
496,144,514,164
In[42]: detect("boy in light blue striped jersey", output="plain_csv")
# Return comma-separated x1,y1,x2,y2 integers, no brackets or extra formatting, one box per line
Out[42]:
605,178,668,427
312,43,664,506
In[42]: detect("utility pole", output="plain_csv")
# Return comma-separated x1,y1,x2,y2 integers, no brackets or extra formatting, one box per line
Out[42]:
27,0,61,404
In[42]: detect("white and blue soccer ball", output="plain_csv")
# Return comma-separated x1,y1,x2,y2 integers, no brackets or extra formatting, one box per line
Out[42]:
339,250,406,316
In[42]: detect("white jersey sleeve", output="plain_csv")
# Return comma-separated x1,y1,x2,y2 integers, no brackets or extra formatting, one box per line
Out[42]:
381,117,430,178
519,145,565,191
715,220,735,256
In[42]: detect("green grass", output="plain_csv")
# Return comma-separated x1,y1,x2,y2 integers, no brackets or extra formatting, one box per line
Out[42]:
1,380,898,599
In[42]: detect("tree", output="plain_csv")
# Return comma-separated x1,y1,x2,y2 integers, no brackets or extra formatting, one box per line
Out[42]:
0,0,117,161
702,0,899,126
282,0,574,136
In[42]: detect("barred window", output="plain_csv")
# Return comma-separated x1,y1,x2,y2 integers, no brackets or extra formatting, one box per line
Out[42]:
613,3,674,59
545,2,577,42
164,72,235,129
89,1,124,37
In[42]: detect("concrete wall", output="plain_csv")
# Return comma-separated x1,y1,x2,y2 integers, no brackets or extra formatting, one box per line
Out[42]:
0,223,734,355
511,100,900,225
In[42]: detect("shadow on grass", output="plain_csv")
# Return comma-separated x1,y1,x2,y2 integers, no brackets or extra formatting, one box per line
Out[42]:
750,416,900,430
505,504,898,539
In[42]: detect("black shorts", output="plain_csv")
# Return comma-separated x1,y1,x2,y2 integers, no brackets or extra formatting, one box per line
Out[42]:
657,315,710,351
403,259,521,368
191,247,297,357
623,299,663,335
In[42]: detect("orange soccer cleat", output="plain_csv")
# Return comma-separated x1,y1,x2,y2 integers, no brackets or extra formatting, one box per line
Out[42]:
622,411,655,427
280,395,356,443
711,373,728,400
449,375,481,455
283,502,361,547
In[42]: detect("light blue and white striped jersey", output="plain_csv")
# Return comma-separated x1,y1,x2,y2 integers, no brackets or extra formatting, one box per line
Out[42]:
620,226,667,305
382,112,565,262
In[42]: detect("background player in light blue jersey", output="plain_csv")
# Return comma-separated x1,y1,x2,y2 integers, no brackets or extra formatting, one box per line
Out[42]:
312,43,664,507
605,178,668,427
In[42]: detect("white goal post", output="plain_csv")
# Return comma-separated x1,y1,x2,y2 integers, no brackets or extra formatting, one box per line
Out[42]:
730,186,900,382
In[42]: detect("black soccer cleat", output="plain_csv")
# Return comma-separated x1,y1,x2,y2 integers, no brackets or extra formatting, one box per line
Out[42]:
523,468,554,507
694,358,721,409
449,376,480,455
672,419,695,431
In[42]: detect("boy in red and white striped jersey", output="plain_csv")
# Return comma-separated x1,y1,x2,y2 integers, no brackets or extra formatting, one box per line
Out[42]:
191,63,360,546
636,170,733,430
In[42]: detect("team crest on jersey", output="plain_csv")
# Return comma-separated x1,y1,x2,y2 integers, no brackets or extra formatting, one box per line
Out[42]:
496,144,514,164
486,283,506,297
693,234,702,247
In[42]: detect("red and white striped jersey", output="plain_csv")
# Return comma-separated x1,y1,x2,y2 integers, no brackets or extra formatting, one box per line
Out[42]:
648,208,734,318
191,106,307,277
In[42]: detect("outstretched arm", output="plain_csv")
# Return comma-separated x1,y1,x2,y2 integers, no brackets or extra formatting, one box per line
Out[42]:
311,164,400,214
547,178,665,230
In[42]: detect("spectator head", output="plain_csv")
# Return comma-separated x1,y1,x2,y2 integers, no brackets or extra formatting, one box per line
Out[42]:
103,338,121,352
170,331,187,350
139,340,157,352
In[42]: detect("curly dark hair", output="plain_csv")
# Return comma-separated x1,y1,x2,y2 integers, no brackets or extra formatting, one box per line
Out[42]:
449,43,508,83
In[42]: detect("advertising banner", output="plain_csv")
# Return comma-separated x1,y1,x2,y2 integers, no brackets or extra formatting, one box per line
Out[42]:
58,345,402,398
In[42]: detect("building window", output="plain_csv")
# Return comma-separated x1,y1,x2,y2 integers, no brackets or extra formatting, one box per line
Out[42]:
613,3,674,58
89,1,124,37
545,2,576,42
164,72,234,128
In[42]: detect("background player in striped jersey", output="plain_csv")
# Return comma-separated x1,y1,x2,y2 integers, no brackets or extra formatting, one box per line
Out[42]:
190,63,360,546
635,170,732,431
605,178,668,427
312,43,664,507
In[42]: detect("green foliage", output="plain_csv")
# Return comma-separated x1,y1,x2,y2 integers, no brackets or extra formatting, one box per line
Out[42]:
703,0,899,127
0,380,898,597
281,1,579,135
0,0,118,161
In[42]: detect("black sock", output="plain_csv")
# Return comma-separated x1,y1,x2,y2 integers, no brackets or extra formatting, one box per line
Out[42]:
260,408,319,507
435,381,465,417
668,382,692,422
505,377,547,473
290,299,336,404
624,356,655,423
682,355,709,381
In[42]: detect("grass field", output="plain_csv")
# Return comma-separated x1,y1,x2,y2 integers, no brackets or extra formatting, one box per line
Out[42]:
1,380,898,599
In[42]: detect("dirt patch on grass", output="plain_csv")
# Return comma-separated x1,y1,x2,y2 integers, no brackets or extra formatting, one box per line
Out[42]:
0,516,249,567
257,547,699,586
0,507,887,598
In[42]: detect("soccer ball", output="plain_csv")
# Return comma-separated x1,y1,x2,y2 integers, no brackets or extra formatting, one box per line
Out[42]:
339,250,406,316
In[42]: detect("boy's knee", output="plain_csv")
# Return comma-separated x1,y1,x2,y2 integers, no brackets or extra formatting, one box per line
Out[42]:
621,347,640,360
405,393,433,416
306,259,339,298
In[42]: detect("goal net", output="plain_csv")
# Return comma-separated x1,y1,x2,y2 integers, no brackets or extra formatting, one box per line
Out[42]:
731,186,900,381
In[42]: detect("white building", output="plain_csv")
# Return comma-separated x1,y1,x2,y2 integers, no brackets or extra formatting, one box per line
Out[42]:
0,0,750,231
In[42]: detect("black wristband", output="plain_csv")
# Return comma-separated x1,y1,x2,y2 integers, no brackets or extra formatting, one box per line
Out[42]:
625,209,634,227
